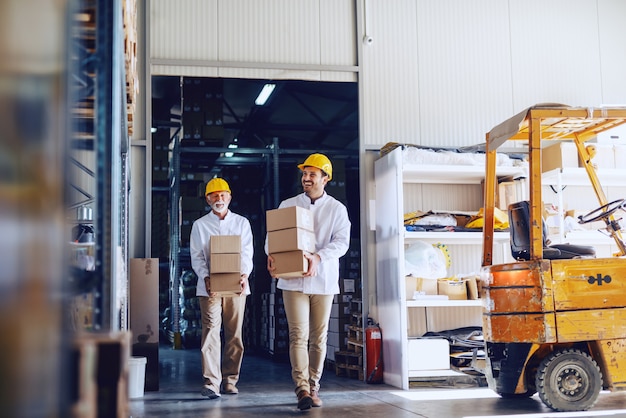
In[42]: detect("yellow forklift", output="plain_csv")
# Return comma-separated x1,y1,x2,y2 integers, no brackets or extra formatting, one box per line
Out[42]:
481,105,626,411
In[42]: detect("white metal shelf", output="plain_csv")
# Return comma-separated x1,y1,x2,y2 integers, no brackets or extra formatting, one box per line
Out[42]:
542,167,626,186
404,230,510,244
402,164,526,184
406,299,482,308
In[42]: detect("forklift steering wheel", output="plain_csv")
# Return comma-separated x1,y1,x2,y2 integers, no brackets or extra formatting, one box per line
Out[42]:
578,198,626,224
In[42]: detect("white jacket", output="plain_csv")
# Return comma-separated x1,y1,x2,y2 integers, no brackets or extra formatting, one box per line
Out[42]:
191,210,254,296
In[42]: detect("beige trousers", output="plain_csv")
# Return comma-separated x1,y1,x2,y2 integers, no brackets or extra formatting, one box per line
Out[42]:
282,290,334,394
198,295,247,393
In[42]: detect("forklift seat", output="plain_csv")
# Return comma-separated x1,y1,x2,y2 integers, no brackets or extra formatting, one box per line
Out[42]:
508,201,596,260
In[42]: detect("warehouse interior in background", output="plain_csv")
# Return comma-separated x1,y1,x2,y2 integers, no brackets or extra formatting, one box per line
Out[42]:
150,76,362,354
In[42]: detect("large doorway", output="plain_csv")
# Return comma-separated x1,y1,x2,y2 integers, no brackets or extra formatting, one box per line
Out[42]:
150,76,360,355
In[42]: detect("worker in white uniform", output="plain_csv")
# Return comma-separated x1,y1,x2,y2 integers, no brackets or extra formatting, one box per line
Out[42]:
266,153,351,410
190,178,254,399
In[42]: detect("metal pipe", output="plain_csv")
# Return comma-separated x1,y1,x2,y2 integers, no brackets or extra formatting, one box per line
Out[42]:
273,137,279,208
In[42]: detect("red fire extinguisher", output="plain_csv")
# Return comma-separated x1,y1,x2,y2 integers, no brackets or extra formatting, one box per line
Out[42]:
365,319,383,384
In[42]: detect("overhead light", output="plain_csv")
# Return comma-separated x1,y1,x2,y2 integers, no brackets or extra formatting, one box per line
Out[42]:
225,142,238,158
151,127,157,133
255,83,276,106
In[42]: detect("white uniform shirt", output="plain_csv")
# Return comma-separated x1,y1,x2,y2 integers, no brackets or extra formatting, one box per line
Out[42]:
191,210,254,296
267,192,351,295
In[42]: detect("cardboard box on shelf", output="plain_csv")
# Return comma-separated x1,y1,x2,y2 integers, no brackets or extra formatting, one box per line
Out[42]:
266,206,314,232
497,181,518,211
267,227,316,254
437,278,467,300
405,276,438,299
210,253,240,273
209,272,242,295
210,235,240,253
463,275,480,300
542,142,579,173
271,250,308,278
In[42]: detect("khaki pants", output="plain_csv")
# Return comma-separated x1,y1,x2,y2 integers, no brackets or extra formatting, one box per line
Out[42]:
198,295,247,393
282,290,334,394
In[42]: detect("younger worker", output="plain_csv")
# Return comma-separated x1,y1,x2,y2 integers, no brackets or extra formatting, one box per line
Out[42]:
266,154,351,410
190,178,254,399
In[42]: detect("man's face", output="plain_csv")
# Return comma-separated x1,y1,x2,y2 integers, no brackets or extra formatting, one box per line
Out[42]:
206,191,231,214
301,166,328,196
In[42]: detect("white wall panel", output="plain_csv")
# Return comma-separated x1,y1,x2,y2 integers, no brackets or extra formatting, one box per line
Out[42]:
360,0,420,149
408,306,482,336
415,0,513,148
403,184,483,214
218,67,322,81
150,0,357,80
509,0,603,110
153,65,356,83
320,0,357,66
152,65,218,78
218,68,356,83
598,0,626,104
425,306,482,333
150,0,218,60
219,0,320,64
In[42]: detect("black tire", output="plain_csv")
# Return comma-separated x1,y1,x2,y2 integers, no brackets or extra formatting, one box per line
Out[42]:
498,390,535,399
535,348,602,412
497,373,536,398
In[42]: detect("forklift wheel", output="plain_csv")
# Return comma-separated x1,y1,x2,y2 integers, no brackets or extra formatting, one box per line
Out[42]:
535,348,602,412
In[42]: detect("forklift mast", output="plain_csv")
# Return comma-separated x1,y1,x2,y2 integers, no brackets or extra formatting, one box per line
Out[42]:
482,105,626,266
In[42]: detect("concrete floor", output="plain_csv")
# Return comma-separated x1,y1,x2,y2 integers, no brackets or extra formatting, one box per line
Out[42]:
128,346,626,418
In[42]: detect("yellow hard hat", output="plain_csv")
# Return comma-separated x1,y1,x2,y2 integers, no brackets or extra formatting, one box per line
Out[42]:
297,153,333,180
205,178,231,195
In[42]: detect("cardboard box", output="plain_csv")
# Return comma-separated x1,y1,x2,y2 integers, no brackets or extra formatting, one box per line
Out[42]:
542,142,579,173
266,206,314,232
271,250,309,278
437,278,467,300
405,276,438,299
497,181,518,211
464,275,480,300
129,259,160,391
210,253,240,273
209,272,242,294
268,227,316,253
210,235,240,253
416,277,438,295
130,259,159,344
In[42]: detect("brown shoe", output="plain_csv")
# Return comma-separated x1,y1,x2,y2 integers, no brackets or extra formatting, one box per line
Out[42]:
222,383,238,394
297,390,313,410
310,390,323,407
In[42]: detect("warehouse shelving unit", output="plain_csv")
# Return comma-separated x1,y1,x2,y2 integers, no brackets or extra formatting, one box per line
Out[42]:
67,0,135,332
374,145,525,390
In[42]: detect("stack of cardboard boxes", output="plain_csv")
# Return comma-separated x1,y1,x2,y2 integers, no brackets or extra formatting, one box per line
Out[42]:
210,235,241,294
266,206,315,278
